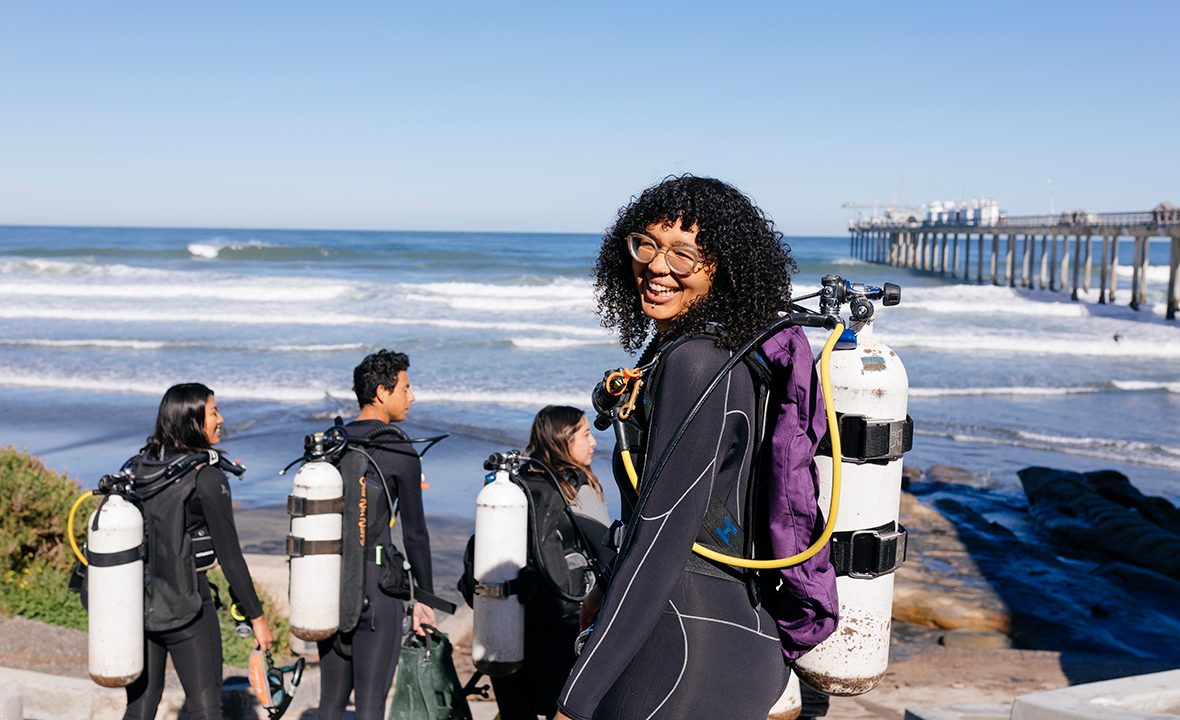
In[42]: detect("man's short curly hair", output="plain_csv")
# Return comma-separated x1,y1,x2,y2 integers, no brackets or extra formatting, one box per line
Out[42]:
353,350,410,409
594,175,796,353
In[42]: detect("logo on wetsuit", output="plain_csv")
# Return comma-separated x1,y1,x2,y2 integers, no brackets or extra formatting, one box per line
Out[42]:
717,517,738,546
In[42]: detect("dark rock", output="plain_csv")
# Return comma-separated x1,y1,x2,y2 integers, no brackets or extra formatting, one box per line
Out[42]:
1082,470,1180,536
1018,466,1180,580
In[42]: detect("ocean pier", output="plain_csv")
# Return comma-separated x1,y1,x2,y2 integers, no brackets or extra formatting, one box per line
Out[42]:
847,203,1180,319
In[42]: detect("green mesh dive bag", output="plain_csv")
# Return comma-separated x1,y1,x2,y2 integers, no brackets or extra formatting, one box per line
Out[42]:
387,625,472,720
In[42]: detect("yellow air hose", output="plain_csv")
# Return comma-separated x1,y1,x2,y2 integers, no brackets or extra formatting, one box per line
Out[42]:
68,491,95,565
621,321,845,569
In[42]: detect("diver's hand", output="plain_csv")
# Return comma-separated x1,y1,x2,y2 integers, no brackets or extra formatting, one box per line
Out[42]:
555,713,574,720
412,601,436,636
579,584,604,631
252,616,274,651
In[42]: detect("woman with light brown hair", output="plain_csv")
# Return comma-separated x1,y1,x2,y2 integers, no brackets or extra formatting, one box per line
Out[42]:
490,405,610,720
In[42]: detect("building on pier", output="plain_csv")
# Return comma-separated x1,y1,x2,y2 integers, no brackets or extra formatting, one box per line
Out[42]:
846,204,1180,320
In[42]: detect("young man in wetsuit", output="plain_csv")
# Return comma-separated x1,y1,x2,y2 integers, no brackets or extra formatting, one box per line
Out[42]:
317,350,436,720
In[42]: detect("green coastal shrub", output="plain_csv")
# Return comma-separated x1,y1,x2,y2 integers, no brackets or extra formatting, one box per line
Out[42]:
0,446,85,571
0,446,90,630
1,448,290,668
207,568,291,667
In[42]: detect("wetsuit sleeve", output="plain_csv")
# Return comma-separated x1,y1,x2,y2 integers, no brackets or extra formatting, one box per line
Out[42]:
390,450,433,594
559,339,740,719
194,466,264,619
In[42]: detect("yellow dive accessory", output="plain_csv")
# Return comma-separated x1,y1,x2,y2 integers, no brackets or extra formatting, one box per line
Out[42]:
68,490,95,565
617,321,845,570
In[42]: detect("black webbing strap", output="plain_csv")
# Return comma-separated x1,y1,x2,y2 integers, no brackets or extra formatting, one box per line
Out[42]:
472,576,526,599
86,543,146,567
828,521,907,579
684,552,746,584
286,494,345,518
817,414,914,462
285,535,343,557
413,587,458,615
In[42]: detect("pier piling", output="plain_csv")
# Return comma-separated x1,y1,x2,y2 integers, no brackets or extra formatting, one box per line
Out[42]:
845,205,1178,318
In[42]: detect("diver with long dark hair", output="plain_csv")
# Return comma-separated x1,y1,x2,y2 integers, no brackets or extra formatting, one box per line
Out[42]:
124,383,273,720
490,405,610,720
556,176,836,720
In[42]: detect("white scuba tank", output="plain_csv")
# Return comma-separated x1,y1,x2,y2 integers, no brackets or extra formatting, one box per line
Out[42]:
795,317,909,696
86,494,144,687
287,459,344,641
471,466,528,676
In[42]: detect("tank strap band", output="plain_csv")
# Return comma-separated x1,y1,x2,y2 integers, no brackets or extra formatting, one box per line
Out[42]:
828,521,908,579
285,535,343,557
86,543,146,567
817,414,913,462
684,551,746,584
286,495,345,518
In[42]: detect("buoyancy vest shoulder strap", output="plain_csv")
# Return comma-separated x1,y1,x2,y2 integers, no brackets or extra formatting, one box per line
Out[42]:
132,450,244,501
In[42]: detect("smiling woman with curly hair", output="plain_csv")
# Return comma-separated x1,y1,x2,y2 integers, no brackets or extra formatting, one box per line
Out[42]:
556,176,836,720
593,175,797,354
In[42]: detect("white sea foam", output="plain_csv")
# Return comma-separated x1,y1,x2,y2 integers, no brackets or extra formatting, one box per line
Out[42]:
1115,264,1174,283
509,337,616,350
399,279,595,313
412,389,591,407
0,370,587,408
269,343,367,353
0,306,608,336
0,338,181,350
0,258,170,279
0,281,353,303
1112,380,1180,393
914,427,1180,470
187,238,276,259
909,386,1098,398
879,333,1180,358
403,279,592,297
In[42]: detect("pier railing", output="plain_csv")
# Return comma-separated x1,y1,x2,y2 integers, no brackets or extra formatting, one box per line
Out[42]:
846,206,1180,320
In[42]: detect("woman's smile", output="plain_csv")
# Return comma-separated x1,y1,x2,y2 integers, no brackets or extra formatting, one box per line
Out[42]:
632,220,713,331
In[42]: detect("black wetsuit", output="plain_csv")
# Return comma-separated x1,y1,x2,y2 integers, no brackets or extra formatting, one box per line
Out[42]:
557,337,790,720
125,464,264,720
317,419,433,720
491,466,605,720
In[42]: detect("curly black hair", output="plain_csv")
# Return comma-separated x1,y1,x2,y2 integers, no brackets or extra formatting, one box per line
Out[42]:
594,175,796,353
353,349,410,408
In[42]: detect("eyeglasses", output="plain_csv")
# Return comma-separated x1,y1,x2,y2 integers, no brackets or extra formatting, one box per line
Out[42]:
626,233,703,276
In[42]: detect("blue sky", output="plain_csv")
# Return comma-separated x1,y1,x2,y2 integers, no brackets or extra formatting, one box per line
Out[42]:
2,1,1177,236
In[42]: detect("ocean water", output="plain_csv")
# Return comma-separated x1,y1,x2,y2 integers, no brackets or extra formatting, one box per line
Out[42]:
1,226,1178,519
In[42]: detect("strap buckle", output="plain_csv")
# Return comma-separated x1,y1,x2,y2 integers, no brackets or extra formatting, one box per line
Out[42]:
831,523,908,579
819,414,914,462
473,581,512,599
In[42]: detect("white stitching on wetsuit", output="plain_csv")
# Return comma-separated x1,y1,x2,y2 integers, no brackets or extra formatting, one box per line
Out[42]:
564,345,743,713
725,407,750,527
638,459,715,521
645,600,690,720
673,613,779,640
